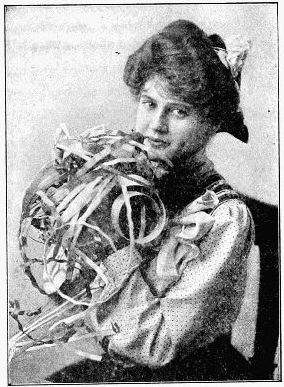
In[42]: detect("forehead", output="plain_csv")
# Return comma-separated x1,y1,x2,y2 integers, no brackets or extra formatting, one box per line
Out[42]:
142,75,191,106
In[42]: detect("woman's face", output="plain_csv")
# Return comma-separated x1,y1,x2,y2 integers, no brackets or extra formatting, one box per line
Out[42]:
135,75,213,162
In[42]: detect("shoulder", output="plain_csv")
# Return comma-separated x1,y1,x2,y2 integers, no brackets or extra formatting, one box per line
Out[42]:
204,179,253,234
211,198,252,230
198,198,254,263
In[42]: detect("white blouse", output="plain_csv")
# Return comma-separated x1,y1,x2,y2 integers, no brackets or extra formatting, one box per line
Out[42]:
87,194,254,368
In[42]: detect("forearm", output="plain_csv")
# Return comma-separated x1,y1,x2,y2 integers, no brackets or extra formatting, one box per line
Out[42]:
89,268,176,367
88,200,253,368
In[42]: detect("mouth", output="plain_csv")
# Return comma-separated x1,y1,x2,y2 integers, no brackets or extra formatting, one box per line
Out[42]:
144,136,170,149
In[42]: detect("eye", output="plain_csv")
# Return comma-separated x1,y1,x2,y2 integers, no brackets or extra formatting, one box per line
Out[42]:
140,97,156,110
171,108,189,119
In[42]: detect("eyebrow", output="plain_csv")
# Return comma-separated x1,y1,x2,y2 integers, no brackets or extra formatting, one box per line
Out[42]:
140,90,192,109
140,91,153,98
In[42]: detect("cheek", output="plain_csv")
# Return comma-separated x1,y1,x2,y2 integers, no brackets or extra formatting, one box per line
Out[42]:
170,122,197,144
172,122,210,151
135,105,148,132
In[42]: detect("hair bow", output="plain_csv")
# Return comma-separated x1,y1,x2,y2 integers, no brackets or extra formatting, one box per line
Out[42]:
214,35,251,82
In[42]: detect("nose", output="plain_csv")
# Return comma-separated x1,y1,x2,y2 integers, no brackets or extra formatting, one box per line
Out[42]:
149,108,168,134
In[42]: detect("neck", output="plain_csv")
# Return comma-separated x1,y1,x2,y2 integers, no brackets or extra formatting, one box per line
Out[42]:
157,150,221,216
173,147,210,171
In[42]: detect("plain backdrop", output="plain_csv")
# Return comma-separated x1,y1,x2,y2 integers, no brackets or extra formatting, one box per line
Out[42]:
6,3,278,383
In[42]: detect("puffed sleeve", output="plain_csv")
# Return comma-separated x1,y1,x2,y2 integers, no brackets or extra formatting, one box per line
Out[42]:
88,199,253,368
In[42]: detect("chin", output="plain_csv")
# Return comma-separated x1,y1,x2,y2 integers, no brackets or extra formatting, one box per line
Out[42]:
145,146,172,162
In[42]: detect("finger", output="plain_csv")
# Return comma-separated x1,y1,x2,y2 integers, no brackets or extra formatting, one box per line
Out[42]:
173,216,196,226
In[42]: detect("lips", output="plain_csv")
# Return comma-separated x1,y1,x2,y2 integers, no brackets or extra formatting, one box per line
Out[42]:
144,137,170,149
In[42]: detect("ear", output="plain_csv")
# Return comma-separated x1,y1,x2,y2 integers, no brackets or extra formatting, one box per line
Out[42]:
202,119,218,144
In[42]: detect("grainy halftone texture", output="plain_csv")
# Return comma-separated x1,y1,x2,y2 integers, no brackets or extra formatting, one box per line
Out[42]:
6,4,278,383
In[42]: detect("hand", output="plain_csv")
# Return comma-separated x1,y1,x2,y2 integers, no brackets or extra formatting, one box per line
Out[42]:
172,211,215,242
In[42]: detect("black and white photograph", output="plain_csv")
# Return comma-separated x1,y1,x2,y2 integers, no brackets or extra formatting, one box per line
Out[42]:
5,2,279,384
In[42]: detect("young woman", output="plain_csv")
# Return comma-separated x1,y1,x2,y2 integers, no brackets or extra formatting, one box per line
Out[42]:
48,19,254,382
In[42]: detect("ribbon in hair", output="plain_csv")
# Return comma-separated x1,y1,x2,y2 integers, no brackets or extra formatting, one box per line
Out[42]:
214,35,251,80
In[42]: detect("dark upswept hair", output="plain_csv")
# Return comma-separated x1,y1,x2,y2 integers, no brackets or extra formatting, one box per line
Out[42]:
123,20,248,143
